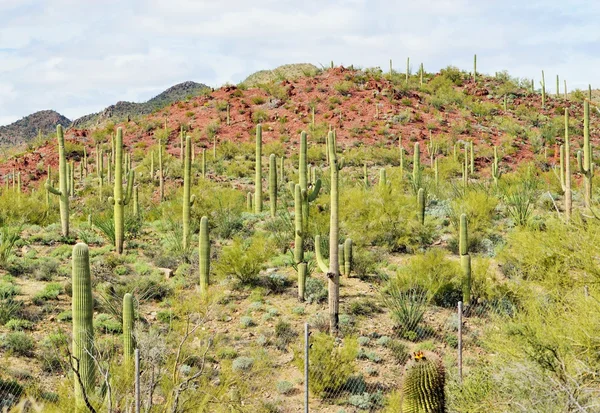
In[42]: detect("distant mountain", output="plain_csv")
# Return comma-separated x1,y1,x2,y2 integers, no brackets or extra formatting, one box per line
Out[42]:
0,110,71,146
72,81,210,128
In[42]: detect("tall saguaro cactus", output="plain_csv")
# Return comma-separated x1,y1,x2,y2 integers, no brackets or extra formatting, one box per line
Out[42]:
557,109,572,222
199,216,210,298
412,142,422,188
459,214,471,305
182,136,196,251
110,128,135,254
269,154,277,217
578,100,593,208
417,188,426,225
255,124,263,213
123,293,134,364
158,138,164,202
541,70,546,109
71,243,96,406
45,125,70,237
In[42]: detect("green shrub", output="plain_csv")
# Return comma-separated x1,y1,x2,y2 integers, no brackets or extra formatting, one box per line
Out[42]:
215,234,275,285
0,281,19,299
32,282,62,305
1,331,35,356
305,277,327,304
5,319,33,331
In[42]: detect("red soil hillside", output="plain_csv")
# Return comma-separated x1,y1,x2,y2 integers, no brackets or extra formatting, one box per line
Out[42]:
2,65,597,190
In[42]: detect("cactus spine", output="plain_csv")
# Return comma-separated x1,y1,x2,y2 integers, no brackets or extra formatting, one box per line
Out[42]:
182,136,196,251
123,293,134,364
72,243,96,406
400,351,446,413
255,124,263,213
111,128,135,254
269,154,277,217
560,109,572,222
417,188,425,225
45,125,69,237
459,214,471,305
578,100,593,208
199,216,210,298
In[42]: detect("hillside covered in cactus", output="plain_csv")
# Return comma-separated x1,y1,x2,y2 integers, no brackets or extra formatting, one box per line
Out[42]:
0,62,599,412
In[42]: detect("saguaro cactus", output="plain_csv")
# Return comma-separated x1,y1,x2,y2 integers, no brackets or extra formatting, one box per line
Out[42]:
459,214,471,305
559,109,572,221
379,168,387,189
401,351,446,413
202,148,207,178
294,184,304,266
158,138,164,202
72,243,96,406
578,100,593,208
491,146,501,186
182,136,196,251
417,188,426,225
344,238,353,277
541,70,546,109
254,124,263,213
473,54,477,81
123,293,134,364
45,125,70,237
46,166,51,208
110,128,135,254
269,154,277,217
132,186,139,217
412,142,421,188
199,216,210,298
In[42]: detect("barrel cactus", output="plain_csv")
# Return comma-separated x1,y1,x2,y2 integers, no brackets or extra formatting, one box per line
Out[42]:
400,351,446,413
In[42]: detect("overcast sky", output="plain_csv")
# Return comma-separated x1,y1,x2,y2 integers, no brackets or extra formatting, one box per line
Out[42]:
1,0,598,126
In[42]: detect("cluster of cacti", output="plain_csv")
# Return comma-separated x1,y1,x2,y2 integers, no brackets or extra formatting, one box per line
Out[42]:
269,154,277,217
71,243,96,406
199,216,210,298
182,135,196,251
577,100,593,208
255,124,263,213
338,238,353,276
109,128,135,254
400,351,446,413
459,214,471,305
45,125,70,237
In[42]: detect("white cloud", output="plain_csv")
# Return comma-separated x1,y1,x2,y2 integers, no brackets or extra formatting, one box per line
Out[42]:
0,0,598,125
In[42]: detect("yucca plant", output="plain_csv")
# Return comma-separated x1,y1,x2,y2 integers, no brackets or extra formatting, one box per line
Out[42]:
380,284,428,334
0,226,21,268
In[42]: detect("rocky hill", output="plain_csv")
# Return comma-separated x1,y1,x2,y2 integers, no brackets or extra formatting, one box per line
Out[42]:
0,110,71,146
71,81,210,128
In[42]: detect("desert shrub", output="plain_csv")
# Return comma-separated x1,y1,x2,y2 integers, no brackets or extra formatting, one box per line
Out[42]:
347,298,381,316
1,331,35,356
263,273,290,294
304,277,327,304
240,316,255,328
0,299,22,325
276,380,294,395
0,226,21,268
0,281,19,299
5,319,33,331
215,234,275,285
300,332,358,397
32,282,62,305
95,313,122,334
232,356,254,371
274,320,297,351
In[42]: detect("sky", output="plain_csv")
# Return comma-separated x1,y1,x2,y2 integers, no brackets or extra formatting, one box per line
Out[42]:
1,0,599,126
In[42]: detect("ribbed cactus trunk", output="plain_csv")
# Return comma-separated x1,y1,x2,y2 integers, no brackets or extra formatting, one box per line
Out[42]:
72,243,95,407
46,165,51,208
98,149,104,200
246,192,252,211
45,125,69,237
113,128,134,254
132,186,139,217
199,216,210,298
297,131,321,233
69,161,75,197
123,293,134,365
327,130,341,334
578,100,593,208
294,184,304,265
298,263,307,302
541,70,546,109
269,154,277,217
279,156,285,183
412,142,421,188
379,168,387,189
182,136,196,251
344,238,352,277
561,109,572,222
255,124,263,213
459,214,471,305
469,141,474,174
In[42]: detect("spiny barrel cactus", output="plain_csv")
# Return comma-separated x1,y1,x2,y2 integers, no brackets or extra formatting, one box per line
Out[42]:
182,136,196,251
199,216,210,298
578,100,593,208
110,128,135,254
401,351,446,413
269,154,277,217
45,125,70,237
417,188,425,225
72,243,96,406
123,293,134,364
255,124,263,213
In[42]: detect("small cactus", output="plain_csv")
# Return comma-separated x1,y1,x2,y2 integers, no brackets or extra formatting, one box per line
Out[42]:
417,188,426,225
491,146,501,186
400,351,446,413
